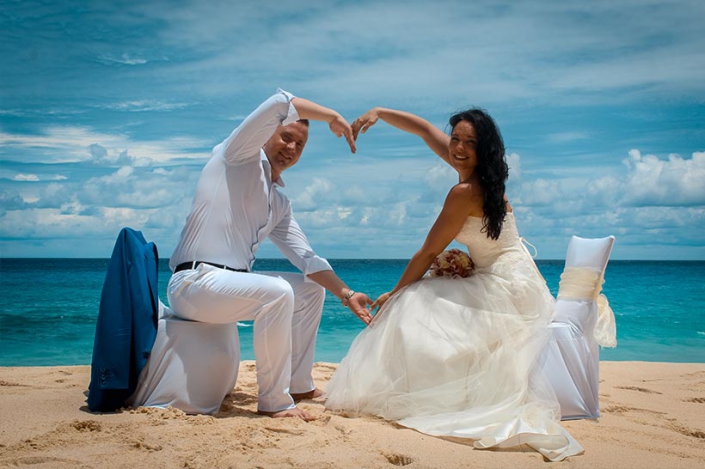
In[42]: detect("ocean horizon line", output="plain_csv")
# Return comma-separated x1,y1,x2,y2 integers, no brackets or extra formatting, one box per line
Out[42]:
1,257,704,262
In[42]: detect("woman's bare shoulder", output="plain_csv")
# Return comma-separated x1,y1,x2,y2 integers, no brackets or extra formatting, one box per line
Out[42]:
446,182,483,214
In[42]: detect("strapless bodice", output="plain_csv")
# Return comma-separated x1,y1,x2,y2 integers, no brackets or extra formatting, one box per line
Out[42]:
455,212,525,269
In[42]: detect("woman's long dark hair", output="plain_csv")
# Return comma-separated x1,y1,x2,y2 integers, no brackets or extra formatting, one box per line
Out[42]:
449,109,508,240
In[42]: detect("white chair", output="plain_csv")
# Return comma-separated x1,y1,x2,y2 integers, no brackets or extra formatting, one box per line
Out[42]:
540,235,616,420
127,302,240,415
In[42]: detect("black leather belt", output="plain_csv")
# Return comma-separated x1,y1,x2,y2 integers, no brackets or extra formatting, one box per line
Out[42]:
174,261,248,273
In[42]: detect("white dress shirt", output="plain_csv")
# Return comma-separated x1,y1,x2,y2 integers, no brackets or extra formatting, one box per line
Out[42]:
169,89,332,278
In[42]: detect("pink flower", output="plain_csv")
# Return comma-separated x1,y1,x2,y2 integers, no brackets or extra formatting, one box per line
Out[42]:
429,249,475,278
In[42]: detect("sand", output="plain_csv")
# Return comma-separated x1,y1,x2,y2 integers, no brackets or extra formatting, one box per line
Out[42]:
1,361,704,469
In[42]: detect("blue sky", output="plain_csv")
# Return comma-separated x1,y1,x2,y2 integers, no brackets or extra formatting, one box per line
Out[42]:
1,0,704,260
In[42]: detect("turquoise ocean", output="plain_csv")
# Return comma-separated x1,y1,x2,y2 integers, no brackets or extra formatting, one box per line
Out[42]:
0,258,703,366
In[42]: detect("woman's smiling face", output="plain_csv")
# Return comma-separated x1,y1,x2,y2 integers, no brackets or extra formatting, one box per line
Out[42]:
448,120,478,174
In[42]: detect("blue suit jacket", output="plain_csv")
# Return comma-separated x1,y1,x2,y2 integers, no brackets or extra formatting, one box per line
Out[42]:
87,227,159,412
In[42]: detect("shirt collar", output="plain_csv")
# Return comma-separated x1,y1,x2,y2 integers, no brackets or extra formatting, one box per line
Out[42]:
260,150,285,188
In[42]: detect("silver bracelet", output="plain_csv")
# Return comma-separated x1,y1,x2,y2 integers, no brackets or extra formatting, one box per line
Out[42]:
341,289,356,307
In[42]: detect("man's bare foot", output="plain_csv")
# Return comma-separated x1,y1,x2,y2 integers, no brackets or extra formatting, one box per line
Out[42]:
257,406,316,421
290,388,324,402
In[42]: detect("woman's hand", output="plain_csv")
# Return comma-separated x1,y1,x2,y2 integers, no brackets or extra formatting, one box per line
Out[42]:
328,114,356,154
351,108,382,140
370,291,392,313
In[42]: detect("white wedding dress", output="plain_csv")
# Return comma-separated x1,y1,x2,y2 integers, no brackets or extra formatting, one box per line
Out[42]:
325,213,583,461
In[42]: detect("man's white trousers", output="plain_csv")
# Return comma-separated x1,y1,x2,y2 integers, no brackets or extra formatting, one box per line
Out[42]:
167,263,325,412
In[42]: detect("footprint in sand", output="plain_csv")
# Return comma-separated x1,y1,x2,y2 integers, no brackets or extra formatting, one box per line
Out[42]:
264,426,305,435
685,397,705,403
602,405,665,415
615,385,662,394
130,439,164,451
1,456,84,467
228,391,258,406
0,380,29,387
333,422,352,436
316,363,338,372
383,452,414,466
667,423,705,440
67,420,102,432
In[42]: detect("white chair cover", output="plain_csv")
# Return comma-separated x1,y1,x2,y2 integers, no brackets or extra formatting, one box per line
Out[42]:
127,302,240,415
540,235,616,420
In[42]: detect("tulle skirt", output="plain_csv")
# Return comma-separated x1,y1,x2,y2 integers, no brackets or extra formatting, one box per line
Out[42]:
325,271,584,461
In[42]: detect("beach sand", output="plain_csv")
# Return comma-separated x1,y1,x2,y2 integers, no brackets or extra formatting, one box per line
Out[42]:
1,361,704,469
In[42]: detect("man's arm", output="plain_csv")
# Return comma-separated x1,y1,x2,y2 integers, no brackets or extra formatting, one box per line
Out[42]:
220,89,299,164
269,208,373,324
291,97,356,153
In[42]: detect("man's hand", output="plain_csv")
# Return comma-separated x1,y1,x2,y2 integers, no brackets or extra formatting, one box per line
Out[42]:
289,97,356,153
305,271,373,324
347,292,374,325
328,114,357,154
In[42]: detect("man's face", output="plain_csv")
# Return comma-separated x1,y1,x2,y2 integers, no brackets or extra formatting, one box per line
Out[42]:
263,122,309,176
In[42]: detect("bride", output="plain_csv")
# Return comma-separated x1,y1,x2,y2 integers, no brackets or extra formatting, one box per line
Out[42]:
325,107,583,461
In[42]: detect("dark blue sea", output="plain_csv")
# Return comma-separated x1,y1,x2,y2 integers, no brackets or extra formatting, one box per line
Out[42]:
0,258,703,366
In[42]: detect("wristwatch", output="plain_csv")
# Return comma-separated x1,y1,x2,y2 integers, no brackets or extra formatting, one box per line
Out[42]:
342,289,356,307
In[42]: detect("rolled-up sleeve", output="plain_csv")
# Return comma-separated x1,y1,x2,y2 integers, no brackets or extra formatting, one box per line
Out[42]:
269,206,332,281
219,88,300,164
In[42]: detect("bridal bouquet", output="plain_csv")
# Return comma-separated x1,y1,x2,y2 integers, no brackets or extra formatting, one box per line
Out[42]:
429,249,475,278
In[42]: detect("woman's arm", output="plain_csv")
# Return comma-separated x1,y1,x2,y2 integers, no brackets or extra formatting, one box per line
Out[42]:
372,184,478,310
352,107,451,165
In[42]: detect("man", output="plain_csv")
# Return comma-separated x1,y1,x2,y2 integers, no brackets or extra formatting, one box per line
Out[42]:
168,89,373,421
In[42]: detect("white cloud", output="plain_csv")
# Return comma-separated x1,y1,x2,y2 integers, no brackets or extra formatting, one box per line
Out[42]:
510,149,705,216
98,53,149,65
101,100,189,112
0,189,27,213
78,166,194,209
506,152,522,183
1,170,67,183
622,150,705,206
0,206,150,239
518,178,567,207
293,177,333,210
88,144,155,167
500,148,705,258
424,163,456,188
0,127,210,164
13,174,39,181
